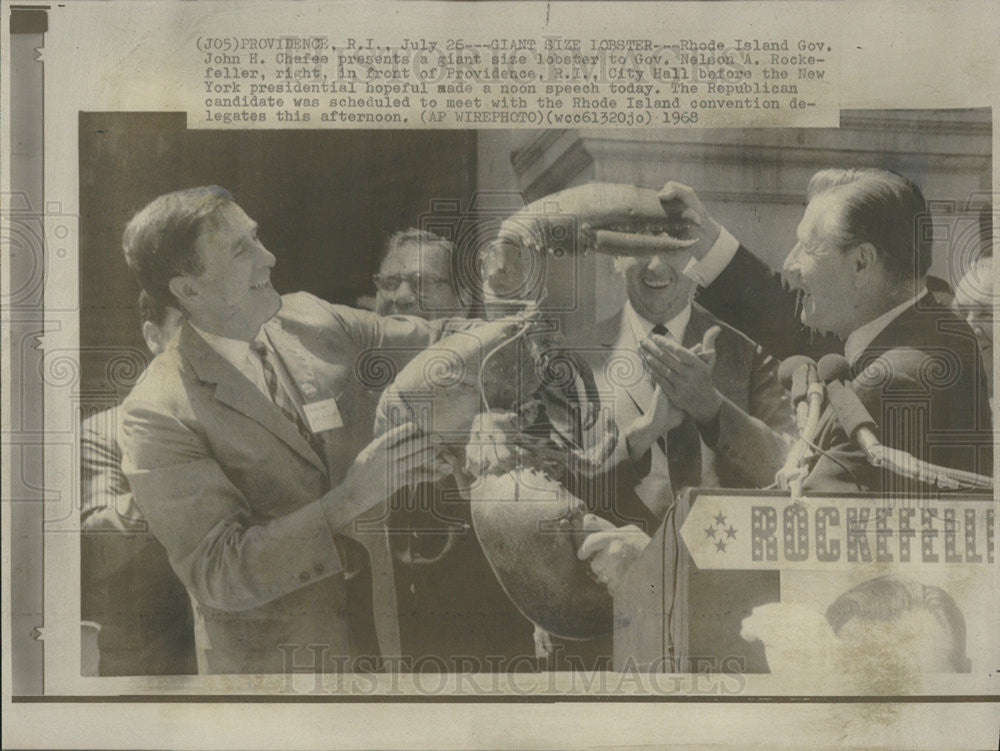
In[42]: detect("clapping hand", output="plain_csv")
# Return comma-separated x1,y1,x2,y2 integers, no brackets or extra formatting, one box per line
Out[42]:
640,325,722,426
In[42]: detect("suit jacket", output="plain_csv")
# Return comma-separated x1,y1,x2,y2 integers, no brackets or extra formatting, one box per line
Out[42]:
803,292,993,492
80,406,196,675
693,245,840,361
120,292,441,674
574,303,794,533
692,244,991,491
694,245,956,362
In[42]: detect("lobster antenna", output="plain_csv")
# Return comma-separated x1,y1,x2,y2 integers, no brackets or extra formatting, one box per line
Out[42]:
477,318,532,413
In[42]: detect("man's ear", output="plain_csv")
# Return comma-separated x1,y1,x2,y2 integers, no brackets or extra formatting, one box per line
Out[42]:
852,242,879,275
141,320,163,356
168,275,198,308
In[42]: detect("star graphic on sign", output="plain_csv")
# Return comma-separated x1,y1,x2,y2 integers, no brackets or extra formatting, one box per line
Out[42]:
725,525,737,539
704,525,717,539
713,511,727,526
714,539,728,552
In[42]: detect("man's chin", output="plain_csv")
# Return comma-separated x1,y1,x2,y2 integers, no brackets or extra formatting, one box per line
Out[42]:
800,312,842,340
263,291,282,321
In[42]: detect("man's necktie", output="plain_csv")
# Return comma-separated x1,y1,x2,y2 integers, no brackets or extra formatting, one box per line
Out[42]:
650,324,669,454
250,340,316,449
635,321,673,517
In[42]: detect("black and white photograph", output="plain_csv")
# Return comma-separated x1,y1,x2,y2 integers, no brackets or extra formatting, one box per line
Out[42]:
70,116,995,682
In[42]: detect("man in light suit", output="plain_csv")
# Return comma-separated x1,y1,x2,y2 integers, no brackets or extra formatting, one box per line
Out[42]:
119,186,449,674
575,247,794,537
560,240,794,671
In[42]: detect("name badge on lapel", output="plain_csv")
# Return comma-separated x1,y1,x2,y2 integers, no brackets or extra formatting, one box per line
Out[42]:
303,397,343,433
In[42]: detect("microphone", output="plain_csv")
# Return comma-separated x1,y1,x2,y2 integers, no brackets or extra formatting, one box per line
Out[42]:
775,355,823,492
778,355,814,432
816,354,992,490
816,354,880,455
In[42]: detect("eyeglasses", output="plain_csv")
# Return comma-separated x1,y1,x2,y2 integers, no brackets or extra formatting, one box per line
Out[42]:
373,272,452,296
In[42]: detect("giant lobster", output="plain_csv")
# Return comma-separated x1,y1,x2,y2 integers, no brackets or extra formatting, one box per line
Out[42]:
374,183,703,639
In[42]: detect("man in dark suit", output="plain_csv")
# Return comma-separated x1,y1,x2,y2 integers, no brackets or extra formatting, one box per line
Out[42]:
373,229,535,668
81,292,196,675
119,186,451,674
582,168,991,605
656,170,992,493
572,263,795,534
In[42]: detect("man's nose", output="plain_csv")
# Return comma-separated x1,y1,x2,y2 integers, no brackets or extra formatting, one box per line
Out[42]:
257,244,277,268
393,279,417,302
646,253,674,273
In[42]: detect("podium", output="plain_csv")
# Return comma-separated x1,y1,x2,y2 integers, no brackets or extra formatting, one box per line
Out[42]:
612,487,995,674
612,488,779,673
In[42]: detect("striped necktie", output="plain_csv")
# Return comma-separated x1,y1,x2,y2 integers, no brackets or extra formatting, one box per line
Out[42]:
650,323,669,453
250,340,315,447
632,321,674,517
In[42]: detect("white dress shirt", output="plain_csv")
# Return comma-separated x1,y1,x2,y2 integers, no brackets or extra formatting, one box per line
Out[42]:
622,299,692,348
191,325,308,426
618,301,693,517
683,226,741,288
191,324,271,398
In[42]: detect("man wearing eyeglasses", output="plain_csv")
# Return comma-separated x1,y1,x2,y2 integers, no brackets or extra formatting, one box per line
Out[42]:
374,229,466,318
372,228,535,670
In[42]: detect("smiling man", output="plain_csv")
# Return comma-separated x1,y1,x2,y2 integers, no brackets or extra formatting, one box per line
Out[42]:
576,245,793,535
660,169,993,491
119,186,452,674
557,233,794,671
374,229,465,318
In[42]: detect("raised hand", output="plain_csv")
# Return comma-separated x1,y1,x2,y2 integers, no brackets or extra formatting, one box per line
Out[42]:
344,422,448,503
657,181,723,260
640,325,723,426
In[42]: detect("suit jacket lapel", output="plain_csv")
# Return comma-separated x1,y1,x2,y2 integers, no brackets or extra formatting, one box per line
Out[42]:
179,323,326,473
851,293,931,378
682,305,710,350
601,310,654,416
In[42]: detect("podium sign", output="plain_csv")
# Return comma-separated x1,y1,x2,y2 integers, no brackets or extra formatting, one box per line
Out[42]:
613,489,995,673
679,491,995,571
613,490,779,673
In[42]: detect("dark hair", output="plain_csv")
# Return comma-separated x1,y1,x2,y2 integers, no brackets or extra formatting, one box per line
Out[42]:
122,186,235,308
825,574,971,673
381,228,481,310
381,228,455,270
137,289,177,327
806,168,932,283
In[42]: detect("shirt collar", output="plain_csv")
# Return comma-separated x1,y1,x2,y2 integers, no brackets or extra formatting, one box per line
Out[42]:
191,322,260,372
844,288,926,365
623,300,692,345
